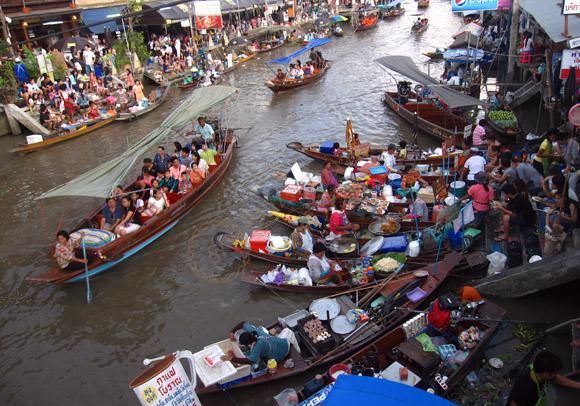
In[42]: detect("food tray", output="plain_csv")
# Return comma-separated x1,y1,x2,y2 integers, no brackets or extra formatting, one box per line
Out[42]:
309,298,340,320
330,315,356,335
278,309,310,328
368,219,401,236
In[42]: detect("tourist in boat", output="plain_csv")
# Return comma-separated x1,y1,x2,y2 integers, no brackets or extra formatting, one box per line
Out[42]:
178,171,193,195
153,146,172,173
461,147,486,187
99,198,124,231
192,150,210,175
126,69,135,88
275,68,287,82
318,184,336,212
141,157,158,180
168,157,187,180
221,322,294,366
398,140,408,159
54,230,88,272
179,147,193,169
467,172,494,227
39,104,60,130
130,191,145,214
159,169,179,193
145,188,169,216
195,116,215,149
321,162,339,189
189,159,206,186
303,62,313,76
307,242,347,284
200,143,219,168
380,144,398,172
329,198,360,237
472,119,488,146
116,84,128,112
290,218,314,255
507,351,580,406
493,184,535,242
87,101,100,120
115,196,142,236
533,128,560,176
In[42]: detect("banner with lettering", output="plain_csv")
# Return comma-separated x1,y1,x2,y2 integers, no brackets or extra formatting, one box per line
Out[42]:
194,1,223,30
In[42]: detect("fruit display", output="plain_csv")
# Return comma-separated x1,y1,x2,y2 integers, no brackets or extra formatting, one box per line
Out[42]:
488,110,517,129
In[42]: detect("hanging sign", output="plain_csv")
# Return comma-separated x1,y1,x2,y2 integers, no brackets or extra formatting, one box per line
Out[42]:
563,0,580,15
451,0,498,13
194,1,223,30
560,49,580,79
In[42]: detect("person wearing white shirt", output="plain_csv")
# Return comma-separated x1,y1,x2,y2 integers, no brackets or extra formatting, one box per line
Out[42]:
462,147,487,185
83,46,95,74
380,144,398,172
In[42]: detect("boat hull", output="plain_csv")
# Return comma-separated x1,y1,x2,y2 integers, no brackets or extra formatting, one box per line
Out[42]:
266,64,330,92
115,86,170,121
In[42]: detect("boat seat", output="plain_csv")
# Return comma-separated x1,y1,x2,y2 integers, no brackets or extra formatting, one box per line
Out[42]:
71,228,116,249
398,337,440,370
166,192,181,204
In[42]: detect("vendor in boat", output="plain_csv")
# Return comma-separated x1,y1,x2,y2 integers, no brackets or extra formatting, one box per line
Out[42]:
401,165,429,189
39,104,60,131
290,218,314,255
307,242,347,284
318,184,336,212
380,144,398,173
507,350,580,406
222,322,292,366
115,196,142,236
466,172,494,227
533,128,561,177
398,140,408,160
99,198,124,231
461,147,487,187
321,162,339,189
54,230,88,272
407,191,429,222
329,198,360,236
194,116,215,149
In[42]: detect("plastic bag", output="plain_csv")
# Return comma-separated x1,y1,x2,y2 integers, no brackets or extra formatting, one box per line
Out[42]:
274,388,299,406
297,267,313,286
486,251,507,275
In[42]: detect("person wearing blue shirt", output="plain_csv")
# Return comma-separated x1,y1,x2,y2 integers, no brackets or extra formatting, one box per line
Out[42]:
194,117,215,149
153,146,172,173
222,322,290,365
99,198,124,231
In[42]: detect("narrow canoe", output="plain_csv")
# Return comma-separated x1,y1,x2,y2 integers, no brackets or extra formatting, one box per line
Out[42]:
266,64,330,92
251,41,285,54
195,251,463,394
115,86,170,121
10,116,116,154
177,78,202,90
26,136,237,285
384,91,468,142
411,23,429,33
296,300,505,400
223,53,258,74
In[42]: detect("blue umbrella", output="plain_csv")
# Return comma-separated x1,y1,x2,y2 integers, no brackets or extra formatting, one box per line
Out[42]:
331,15,348,22
323,375,456,406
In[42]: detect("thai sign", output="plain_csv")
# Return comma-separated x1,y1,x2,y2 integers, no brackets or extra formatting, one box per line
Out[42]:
194,1,223,30
451,0,498,12
563,0,580,15
561,49,580,79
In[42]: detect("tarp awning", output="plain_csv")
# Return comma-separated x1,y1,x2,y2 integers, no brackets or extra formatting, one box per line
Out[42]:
142,0,189,25
375,55,484,108
521,0,580,43
38,86,237,200
323,375,455,406
444,48,488,63
80,6,124,34
267,37,331,65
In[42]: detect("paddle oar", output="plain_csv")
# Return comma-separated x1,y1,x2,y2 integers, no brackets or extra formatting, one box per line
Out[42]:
81,237,93,304
358,264,405,308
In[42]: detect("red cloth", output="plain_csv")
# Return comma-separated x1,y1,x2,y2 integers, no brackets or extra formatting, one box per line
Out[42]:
428,300,450,330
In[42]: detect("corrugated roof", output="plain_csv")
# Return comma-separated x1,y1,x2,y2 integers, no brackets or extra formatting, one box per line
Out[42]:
521,0,580,43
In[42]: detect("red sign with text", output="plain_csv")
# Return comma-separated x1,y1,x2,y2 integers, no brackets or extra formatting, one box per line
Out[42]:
195,15,223,30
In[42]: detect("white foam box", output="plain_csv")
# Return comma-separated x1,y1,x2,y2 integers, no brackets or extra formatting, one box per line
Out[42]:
26,134,43,144
203,339,252,385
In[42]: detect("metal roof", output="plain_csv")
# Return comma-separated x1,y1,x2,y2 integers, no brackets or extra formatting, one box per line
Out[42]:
521,0,580,44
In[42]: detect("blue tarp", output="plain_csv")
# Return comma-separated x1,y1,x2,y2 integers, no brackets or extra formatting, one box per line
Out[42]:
443,48,493,64
266,37,332,65
81,6,124,34
323,375,457,406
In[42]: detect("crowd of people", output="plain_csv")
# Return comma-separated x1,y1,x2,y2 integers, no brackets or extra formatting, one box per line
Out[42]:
53,117,220,272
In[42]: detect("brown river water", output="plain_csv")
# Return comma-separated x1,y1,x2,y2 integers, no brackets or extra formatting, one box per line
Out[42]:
1,2,578,405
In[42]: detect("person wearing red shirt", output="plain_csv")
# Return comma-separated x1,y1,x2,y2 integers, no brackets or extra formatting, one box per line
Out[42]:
329,198,360,236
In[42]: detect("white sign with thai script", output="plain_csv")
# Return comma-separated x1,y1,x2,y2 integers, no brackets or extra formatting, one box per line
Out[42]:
569,37,580,49
563,0,580,15
194,1,221,16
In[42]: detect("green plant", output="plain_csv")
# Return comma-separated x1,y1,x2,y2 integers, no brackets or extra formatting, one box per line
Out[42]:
0,39,10,58
48,53,67,81
22,47,40,79
0,60,17,103
113,31,150,70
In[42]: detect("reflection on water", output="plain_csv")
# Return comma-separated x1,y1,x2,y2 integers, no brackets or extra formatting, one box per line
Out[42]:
0,2,576,405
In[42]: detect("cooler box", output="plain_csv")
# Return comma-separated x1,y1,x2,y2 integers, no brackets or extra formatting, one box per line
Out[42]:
26,134,43,144
369,166,388,176
280,185,303,202
377,235,407,254
250,230,271,252
319,141,336,155
196,339,250,386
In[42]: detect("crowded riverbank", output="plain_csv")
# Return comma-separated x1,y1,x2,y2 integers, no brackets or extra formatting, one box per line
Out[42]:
1,1,580,406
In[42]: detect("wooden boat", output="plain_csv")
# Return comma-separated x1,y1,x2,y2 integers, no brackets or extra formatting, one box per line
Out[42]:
384,91,468,142
411,21,429,33
354,15,379,32
332,28,344,37
251,41,285,54
26,136,236,285
486,110,521,138
115,86,170,121
266,64,330,92
423,50,444,59
143,70,189,87
177,78,202,90
417,0,430,7
195,251,463,394
10,115,116,154
296,300,505,400
382,7,405,18
223,53,257,74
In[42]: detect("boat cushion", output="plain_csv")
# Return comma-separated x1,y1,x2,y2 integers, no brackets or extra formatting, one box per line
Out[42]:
71,228,116,248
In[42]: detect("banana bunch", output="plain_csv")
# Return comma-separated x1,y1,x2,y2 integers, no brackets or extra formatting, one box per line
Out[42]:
489,110,515,121
232,239,246,249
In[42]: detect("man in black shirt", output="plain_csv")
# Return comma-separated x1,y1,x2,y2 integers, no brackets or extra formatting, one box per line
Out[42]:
495,184,536,242
507,351,580,405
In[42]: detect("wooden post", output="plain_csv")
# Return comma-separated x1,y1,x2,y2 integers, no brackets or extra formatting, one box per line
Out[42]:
0,6,15,58
507,0,520,82
545,49,554,127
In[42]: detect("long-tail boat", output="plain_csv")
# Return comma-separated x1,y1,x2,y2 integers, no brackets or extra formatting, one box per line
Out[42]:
295,299,505,401
194,251,463,394
223,52,257,74
115,86,170,121
265,38,332,92
26,86,238,285
379,0,405,18
375,55,482,143
354,14,379,32
10,114,116,153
